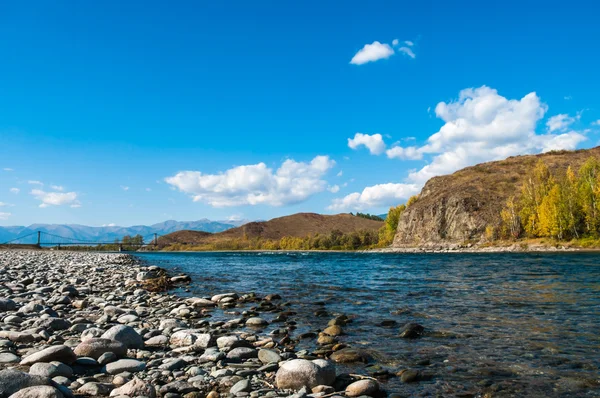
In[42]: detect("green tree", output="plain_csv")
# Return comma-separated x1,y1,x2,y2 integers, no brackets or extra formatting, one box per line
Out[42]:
577,157,600,235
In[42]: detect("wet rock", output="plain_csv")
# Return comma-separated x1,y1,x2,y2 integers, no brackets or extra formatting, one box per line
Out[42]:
322,325,343,336
329,348,370,364
20,345,76,366
101,325,144,349
245,317,267,327
399,323,424,339
345,379,379,397
400,369,419,383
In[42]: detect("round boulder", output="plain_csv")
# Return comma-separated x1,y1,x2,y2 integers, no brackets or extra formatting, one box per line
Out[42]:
101,325,144,349
275,359,336,390
345,379,379,397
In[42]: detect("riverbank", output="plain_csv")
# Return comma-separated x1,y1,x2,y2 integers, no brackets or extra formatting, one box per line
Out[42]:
0,250,388,398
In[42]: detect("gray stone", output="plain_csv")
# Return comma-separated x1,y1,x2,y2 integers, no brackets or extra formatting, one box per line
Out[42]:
0,299,17,312
169,330,214,348
109,377,156,397
73,338,127,359
7,385,64,398
159,358,187,371
145,335,168,347
245,317,267,327
104,359,146,375
275,359,336,390
227,347,257,361
28,362,73,378
258,349,281,364
78,382,112,396
20,345,76,366
230,379,251,394
98,351,117,365
101,325,144,349
0,353,19,364
345,379,379,397
0,369,50,397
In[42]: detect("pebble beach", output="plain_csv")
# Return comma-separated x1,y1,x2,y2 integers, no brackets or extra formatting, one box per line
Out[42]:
0,250,387,398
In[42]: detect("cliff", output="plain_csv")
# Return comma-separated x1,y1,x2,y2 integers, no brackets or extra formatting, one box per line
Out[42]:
393,147,600,248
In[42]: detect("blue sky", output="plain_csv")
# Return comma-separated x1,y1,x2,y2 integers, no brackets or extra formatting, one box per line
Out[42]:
1,0,599,226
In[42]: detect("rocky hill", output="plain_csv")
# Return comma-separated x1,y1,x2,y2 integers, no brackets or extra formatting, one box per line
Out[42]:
158,212,383,246
393,147,600,248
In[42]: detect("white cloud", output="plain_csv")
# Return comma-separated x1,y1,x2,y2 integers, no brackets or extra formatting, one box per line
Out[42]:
9,188,19,194
592,120,600,126
328,185,340,193
121,186,130,191
50,185,64,191
0,212,11,220
0,202,14,207
348,133,386,155
3,168,13,172
28,180,43,186
331,86,588,210
328,183,420,211
398,47,416,59
336,170,343,177
31,189,80,208
350,39,416,65
102,223,117,227
350,41,394,65
165,155,336,207
386,146,423,160
546,114,576,132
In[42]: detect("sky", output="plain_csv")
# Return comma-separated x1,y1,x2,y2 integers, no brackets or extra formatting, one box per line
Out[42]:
1,0,600,227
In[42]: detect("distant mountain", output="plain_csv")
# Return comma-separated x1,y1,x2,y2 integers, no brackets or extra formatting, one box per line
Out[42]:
0,219,246,244
158,212,384,246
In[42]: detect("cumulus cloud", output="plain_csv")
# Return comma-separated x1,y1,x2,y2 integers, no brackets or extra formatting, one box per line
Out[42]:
329,183,420,211
386,146,422,160
592,120,600,126
328,185,340,193
9,188,19,194
350,41,394,65
28,180,43,186
350,39,416,65
31,189,80,208
0,212,11,220
165,155,336,207
331,86,588,210
546,114,576,132
0,202,13,207
348,133,386,155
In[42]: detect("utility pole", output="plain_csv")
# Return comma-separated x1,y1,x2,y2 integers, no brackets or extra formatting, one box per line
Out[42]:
37,231,41,247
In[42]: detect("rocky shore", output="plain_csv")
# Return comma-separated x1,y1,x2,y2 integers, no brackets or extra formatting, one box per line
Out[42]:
0,250,392,398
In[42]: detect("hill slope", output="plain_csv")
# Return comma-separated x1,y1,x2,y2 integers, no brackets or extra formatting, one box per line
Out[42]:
393,147,600,248
159,212,383,246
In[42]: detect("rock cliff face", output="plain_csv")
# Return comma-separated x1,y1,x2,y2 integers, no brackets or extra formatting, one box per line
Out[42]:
393,147,600,248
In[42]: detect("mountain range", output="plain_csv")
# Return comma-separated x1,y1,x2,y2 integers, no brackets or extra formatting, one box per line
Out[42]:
0,219,247,244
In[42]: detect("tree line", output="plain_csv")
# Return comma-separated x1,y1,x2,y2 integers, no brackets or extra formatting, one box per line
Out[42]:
496,156,600,242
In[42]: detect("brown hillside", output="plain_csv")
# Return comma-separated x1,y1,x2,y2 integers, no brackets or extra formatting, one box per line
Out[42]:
159,213,383,246
394,147,600,248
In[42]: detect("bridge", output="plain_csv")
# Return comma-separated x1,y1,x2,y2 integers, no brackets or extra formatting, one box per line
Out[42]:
0,231,162,251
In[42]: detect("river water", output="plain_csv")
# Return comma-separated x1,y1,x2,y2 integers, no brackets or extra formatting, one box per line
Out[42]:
134,251,600,397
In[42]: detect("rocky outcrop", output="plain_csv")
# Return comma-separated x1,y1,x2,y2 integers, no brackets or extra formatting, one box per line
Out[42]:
393,147,600,248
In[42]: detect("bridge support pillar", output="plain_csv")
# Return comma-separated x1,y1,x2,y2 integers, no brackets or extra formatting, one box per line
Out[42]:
37,231,41,248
